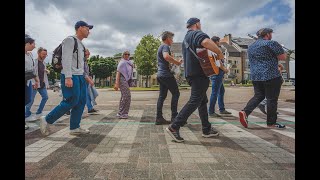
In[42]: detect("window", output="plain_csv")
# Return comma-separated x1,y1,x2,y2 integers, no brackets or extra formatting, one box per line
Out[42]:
228,60,232,64
234,61,237,65
133,72,136,78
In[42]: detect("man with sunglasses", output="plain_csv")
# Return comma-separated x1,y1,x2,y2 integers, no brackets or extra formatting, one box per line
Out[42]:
40,20,93,136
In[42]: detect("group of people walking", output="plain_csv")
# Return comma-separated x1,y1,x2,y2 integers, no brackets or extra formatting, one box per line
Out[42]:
25,18,287,143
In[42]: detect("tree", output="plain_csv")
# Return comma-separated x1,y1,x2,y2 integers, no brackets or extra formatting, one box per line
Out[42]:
134,34,161,87
90,57,117,86
46,63,60,84
113,53,122,57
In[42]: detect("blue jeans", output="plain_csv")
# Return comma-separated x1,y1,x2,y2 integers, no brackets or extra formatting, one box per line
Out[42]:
25,81,33,106
86,84,93,111
208,70,225,114
25,87,48,117
45,74,87,130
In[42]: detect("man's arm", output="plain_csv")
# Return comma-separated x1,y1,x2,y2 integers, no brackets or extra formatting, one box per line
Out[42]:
114,71,121,91
163,52,182,65
61,37,74,78
201,38,224,60
269,41,287,61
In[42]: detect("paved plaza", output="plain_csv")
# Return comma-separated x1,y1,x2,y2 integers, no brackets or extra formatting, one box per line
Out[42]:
25,86,295,179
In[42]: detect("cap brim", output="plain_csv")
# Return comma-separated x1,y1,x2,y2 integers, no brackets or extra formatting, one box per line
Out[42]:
87,25,93,29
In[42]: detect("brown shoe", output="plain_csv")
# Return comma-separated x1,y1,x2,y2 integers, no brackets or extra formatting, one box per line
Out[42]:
155,117,171,125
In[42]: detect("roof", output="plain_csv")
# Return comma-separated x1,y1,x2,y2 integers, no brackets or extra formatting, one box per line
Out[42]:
231,37,255,46
220,42,240,53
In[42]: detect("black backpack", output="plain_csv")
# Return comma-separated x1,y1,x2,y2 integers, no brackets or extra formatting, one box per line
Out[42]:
52,36,79,73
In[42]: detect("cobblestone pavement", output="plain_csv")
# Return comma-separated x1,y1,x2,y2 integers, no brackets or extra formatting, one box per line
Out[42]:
25,86,295,179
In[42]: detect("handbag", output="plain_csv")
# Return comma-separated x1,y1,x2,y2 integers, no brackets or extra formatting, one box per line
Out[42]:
25,70,36,81
183,40,219,77
127,79,136,87
126,62,136,87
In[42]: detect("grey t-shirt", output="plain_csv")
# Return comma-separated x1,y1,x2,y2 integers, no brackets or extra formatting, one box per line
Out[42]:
157,44,174,77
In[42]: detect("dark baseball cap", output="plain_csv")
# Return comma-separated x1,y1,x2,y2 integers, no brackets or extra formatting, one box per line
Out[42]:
256,28,273,37
75,21,93,30
186,17,200,28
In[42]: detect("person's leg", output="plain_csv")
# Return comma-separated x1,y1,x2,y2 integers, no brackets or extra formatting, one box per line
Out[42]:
69,75,87,130
239,81,266,128
265,77,282,126
195,77,212,133
25,83,37,118
243,81,266,116
86,84,93,111
156,77,169,119
36,88,48,114
25,81,33,130
166,77,180,120
118,76,131,117
25,82,32,106
171,76,208,130
208,75,220,115
45,75,80,125
122,84,131,116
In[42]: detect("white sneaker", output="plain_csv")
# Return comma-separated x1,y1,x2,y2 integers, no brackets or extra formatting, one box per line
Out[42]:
35,113,42,119
25,115,37,122
40,116,49,136
70,127,90,135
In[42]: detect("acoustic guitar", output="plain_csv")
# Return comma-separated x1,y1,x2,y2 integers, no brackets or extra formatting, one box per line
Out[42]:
196,48,220,76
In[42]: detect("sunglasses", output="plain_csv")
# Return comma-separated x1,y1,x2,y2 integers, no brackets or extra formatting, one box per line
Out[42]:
124,54,130,55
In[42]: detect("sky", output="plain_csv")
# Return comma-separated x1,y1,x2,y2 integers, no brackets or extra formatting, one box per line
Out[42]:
25,0,295,63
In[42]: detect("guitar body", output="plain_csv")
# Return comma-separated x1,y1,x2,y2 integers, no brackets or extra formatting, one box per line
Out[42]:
196,48,219,76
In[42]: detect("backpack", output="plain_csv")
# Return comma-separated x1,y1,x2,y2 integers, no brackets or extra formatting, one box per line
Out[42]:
52,36,79,73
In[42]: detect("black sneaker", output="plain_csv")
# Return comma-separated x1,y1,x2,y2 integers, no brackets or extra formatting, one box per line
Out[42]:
165,125,184,143
202,127,219,137
267,123,286,129
209,113,221,117
257,104,267,114
88,109,99,114
155,117,171,125
219,110,232,114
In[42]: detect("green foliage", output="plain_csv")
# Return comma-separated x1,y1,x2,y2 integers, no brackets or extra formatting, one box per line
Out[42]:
46,63,60,83
90,56,117,79
113,53,122,57
134,34,161,77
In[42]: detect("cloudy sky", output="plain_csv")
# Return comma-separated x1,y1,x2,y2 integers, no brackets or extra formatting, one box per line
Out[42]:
26,0,295,63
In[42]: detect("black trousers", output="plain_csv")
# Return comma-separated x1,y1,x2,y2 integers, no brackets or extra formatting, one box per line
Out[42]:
156,76,180,119
243,76,282,125
171,76,211,133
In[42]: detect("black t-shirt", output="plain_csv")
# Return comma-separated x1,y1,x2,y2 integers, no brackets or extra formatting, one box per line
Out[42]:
182,30,210,77
157,44,173,77
38,60,45,88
